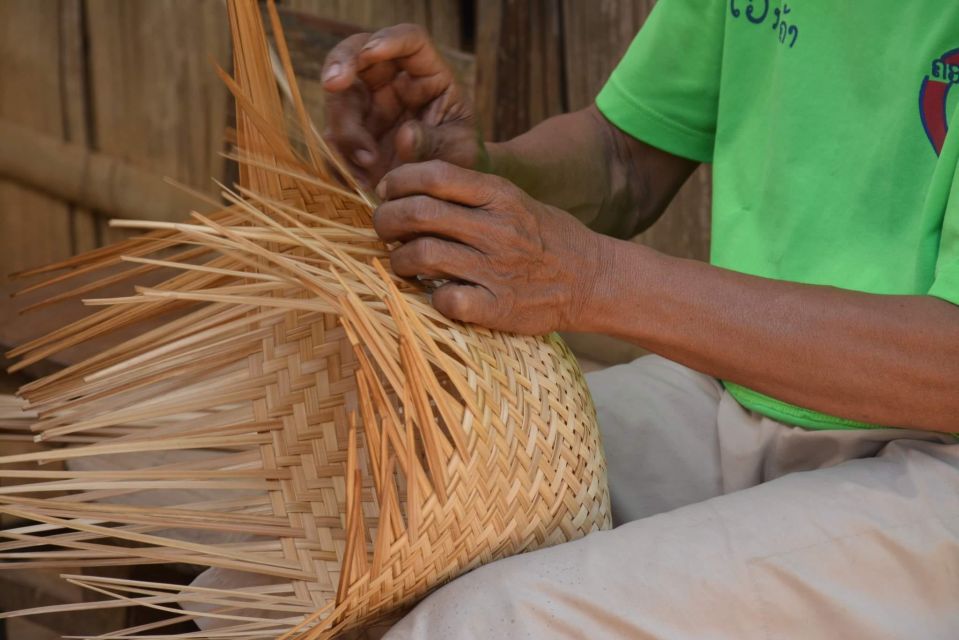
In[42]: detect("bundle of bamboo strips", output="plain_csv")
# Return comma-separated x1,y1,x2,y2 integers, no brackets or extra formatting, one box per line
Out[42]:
0,2,610,638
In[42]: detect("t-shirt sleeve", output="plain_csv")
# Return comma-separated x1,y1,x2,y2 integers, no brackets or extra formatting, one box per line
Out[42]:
927,99,959,305
595,0,726,163
927,164,959,306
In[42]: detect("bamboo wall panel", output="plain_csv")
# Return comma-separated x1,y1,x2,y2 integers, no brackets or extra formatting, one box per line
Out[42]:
84,0,232,242
59,0,100,255
0,2,76,286
475,0,565,141
284,0,463,49
0,0,711,369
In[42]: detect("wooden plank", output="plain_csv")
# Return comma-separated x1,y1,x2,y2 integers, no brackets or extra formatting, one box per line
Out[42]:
561,0,711,259
425,0,463,49
59,0,100,255
0,119,220,223
475,0,565,141
561,0,655,112
283,0,461,48
84,0,232,243
474,0,502,140
0,2,74,287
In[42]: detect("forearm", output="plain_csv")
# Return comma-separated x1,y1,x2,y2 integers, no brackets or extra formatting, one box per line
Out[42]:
487,106,696,238
584,238,959,432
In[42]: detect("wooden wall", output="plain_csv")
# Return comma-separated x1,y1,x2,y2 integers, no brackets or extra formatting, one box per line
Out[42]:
0,0,710,367
285,0,710,364
0,1,231,286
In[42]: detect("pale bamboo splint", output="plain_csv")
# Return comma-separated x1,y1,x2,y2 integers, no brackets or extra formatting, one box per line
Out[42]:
0,2,611,638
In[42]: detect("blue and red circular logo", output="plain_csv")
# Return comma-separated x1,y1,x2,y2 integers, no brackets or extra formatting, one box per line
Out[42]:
920,48,959,156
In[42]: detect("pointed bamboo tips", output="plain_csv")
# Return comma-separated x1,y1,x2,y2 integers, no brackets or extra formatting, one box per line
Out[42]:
0,1,608,638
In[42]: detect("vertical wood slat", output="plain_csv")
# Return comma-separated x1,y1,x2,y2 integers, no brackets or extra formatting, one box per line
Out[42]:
59,0,99,254
562,0,711,262
283,0,462,49
475,0,565,142
84,0,232,243
0,0,710,370
0,1,74,285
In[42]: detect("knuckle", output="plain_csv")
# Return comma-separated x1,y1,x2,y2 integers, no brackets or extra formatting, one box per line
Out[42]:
406,195,436,225
411,237,443,265
371,202,395,235
491,176,521,201
418,160,448,190
442,288,473,320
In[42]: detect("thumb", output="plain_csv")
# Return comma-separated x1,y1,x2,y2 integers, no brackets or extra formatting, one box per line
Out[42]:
395,120,434,163
395,120,482,169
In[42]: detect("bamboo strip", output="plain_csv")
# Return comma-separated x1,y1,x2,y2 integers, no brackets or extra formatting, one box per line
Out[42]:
0,2,609,638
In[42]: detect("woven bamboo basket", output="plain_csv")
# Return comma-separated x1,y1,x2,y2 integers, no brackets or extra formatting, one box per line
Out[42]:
0,2,610,638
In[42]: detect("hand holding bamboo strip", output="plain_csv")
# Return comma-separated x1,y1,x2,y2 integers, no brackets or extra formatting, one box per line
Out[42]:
0,2,610,638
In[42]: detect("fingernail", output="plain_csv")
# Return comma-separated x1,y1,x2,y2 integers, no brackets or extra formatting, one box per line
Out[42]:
375,179,387,200
353,149,375,167
362,37,381,51
322,62,341,82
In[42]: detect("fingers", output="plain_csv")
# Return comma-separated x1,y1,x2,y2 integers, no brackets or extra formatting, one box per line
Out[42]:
324,86,378,169
321,33,370,91
389,237,499,326
377,160,511,208
389,237,487,282
373,195,494,249
394,120,426,164
325,26,451,104
356,24,451,80
431,282,496,325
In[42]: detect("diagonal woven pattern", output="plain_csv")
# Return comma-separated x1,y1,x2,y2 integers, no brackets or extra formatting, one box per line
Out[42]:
0,2,611,638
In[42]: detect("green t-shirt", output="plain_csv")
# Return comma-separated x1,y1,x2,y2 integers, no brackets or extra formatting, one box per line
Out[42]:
596,1,959,430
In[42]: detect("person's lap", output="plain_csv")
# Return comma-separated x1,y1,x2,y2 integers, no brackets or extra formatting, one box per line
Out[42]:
384,356,959,639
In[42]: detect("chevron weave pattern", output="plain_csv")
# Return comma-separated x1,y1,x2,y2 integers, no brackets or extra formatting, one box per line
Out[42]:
0,2,611,638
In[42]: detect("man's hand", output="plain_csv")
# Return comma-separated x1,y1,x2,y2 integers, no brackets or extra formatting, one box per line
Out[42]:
374,161,608,335
322,24,484,186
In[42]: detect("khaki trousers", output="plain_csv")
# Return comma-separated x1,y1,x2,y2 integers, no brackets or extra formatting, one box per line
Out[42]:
384,355,959,639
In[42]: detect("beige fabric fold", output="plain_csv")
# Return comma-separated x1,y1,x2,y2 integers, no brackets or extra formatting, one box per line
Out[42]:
385,356,959,639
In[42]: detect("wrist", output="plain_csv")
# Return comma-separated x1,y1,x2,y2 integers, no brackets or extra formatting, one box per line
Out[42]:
572,235,665,336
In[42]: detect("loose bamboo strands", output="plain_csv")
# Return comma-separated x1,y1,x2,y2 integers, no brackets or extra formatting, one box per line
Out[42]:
17,245,215,315
0,494,275,550
32,374,270,440
68,578,313,620
13,300,239,393
0,493,280,556
83,306,285,382
0,431,273,465
223,151,369,209
262,3,323,181
27,348,254,426
64,578,291,627
10,207,245,300
11,285,206,376
109,220,381,250
0,1,609,637
2,579,310,630
0,507,312,578
0,479,273,494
